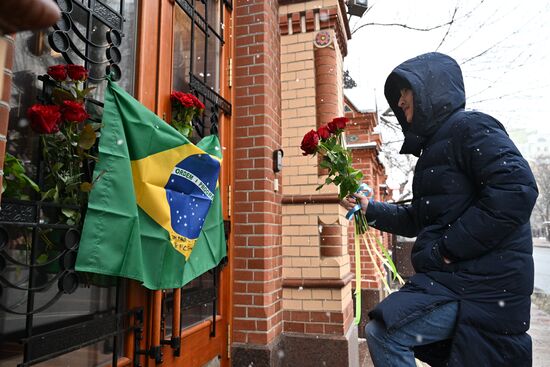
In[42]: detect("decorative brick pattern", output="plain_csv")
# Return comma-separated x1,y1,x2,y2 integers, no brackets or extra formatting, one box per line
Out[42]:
279,0,351,56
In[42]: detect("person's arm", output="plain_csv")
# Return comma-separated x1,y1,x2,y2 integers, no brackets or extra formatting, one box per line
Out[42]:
364,199,420,238
438,113,538,262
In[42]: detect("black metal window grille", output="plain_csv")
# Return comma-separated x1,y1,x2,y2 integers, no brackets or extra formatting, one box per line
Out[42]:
174,0,232,143
50,0,135,91
0,1,136,366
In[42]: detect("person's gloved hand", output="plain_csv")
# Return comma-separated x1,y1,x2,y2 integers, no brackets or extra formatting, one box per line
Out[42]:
0,0,61,34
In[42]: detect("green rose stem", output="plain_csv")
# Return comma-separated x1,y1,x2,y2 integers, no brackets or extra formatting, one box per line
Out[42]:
316,134,369,235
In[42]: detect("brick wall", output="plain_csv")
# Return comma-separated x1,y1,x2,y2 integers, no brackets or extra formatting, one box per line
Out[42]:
232,0,284,350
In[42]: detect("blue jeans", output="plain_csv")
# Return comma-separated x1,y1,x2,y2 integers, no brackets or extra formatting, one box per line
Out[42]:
365,301,458,367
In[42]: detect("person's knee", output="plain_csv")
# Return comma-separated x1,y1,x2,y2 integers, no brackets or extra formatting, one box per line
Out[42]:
365,319,386,343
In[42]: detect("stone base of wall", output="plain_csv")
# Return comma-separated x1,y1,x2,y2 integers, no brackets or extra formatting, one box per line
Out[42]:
356,288,384,339
231,336,284,367
231,324,360,367
280,323,359,367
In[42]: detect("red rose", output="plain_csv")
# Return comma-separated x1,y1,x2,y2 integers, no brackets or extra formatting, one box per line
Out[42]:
170,91,185,104
327,121,338,133
179,94,195,108
47,64,67,81
332,117,349,130
67,64,88,81
171,91,195,108
62,100,89,123
317,125,331,140
189,94,205,111
301,130,319,156
27,104,62,134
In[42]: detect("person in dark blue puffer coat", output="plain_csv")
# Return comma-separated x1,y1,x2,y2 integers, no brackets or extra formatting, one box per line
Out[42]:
342,52,538,366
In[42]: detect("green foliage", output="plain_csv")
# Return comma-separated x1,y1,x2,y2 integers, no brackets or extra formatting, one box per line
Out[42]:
2,153,39,199
78,123,97,149
315,135,363,200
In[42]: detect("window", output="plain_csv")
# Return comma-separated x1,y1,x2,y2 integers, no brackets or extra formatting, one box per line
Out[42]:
173,0,230,143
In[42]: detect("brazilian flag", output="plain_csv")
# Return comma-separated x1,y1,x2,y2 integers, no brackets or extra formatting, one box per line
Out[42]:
75,80,226,290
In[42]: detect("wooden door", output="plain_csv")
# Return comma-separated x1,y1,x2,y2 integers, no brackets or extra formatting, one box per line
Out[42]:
128,1,233,366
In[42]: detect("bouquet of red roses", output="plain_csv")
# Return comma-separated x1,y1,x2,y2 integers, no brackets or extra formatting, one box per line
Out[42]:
301,116,404,307
300,117,369,234
170,91,205,138
26,64,99,219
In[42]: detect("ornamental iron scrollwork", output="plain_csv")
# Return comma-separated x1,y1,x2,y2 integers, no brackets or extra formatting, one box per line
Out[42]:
0,200,82,316
344,69,358,89
50,0,125,82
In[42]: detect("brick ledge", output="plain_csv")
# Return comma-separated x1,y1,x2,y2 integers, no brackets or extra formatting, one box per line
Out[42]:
283,272,353,289
282,193,339,205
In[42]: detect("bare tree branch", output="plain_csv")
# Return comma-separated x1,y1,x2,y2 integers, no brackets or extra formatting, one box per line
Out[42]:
459,5,544,65
352,21,451,36
379,116,401,133
351,0,486,37
448,3,517,54
435,3,458,51
466,50,536,100
460,28,523,65
468,84,550,104
382,139,405,145
381,107,394,117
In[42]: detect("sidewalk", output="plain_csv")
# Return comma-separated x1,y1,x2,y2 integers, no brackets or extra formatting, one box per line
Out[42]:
533,237,550,248
531,299,550,367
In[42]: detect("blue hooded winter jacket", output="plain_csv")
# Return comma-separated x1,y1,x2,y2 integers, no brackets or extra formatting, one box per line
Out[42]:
366,52,538,366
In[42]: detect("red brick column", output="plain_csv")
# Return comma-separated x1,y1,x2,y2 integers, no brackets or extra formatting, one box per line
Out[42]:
232,0,283,365
0,35,14,203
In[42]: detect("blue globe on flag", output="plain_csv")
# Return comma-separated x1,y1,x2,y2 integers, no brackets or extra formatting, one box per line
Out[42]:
165,153,220,240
